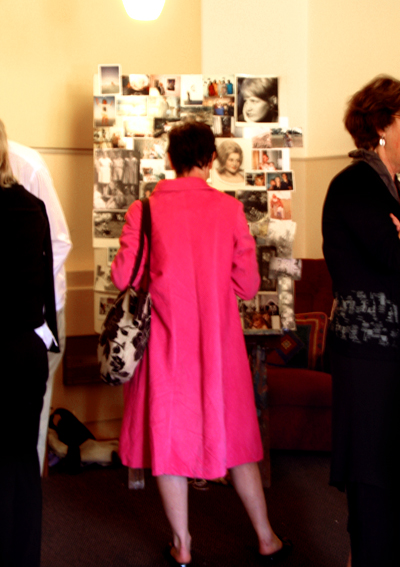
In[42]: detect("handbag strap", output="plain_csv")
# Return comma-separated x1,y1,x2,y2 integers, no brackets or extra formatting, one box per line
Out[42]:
128,198,151,288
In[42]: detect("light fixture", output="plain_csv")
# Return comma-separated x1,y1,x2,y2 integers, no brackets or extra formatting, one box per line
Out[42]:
122,0,165,21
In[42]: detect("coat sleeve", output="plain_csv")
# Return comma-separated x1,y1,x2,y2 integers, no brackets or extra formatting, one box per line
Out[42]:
231,204,260,300
111,200,147,290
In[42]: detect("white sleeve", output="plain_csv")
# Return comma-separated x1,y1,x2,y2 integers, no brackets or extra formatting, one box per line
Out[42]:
29,165,72,282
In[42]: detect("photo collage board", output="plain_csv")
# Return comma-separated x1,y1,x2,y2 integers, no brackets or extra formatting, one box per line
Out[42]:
93,66,303,334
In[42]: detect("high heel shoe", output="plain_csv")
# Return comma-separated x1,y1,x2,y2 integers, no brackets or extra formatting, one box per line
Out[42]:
258,536,293,564
164,543,191,567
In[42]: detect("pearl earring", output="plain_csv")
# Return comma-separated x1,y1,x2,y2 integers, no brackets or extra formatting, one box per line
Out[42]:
379,136,386,147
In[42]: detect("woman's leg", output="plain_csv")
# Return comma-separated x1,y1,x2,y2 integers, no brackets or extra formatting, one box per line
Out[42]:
229,462,282,555
156,475,192,564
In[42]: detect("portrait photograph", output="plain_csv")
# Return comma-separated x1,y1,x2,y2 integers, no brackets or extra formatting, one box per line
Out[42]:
212,138,251,190
94,96,116,128
180,74,204,105
94,248,118,293
99,65,121,95
267,171,294,191
236,75,279,125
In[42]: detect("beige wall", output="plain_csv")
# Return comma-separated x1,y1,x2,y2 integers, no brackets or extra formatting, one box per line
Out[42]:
203,0,400,258
1,0,202,436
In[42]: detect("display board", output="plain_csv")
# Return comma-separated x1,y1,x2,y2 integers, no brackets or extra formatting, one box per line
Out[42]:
93,68,303,334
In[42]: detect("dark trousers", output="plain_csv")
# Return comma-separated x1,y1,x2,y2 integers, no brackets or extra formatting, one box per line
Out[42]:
0,331,48,567
347,481,400,567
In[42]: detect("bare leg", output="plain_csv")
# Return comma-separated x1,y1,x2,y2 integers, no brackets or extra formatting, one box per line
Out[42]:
156,475,192,564
229,462,282,556
347,551,352,567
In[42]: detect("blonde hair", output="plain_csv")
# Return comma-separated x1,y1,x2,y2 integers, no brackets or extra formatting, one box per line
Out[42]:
0,119,17,187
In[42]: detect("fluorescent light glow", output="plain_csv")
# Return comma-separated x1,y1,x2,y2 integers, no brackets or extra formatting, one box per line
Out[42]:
122,0,165,21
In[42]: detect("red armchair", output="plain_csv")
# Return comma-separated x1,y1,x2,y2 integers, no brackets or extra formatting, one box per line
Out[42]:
267,259,333,451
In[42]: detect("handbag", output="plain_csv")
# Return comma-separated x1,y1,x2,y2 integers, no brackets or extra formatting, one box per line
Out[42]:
98,198,151,385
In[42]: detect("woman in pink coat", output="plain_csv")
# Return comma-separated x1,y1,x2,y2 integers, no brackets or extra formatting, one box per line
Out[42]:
111,122,290,566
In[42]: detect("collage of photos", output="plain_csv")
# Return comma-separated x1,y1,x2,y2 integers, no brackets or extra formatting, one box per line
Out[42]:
93,66,302,333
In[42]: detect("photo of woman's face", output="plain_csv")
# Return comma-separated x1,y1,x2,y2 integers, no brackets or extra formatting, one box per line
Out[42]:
243,96,269,122
225,152,241,174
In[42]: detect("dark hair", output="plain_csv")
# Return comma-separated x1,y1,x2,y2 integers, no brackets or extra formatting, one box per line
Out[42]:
167,121,216,175
344,75,400,149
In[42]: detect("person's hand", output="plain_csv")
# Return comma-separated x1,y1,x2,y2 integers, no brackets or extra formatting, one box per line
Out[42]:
390,213,400,237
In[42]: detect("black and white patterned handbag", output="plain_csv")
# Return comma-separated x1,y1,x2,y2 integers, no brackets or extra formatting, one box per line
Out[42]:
98,199,151,386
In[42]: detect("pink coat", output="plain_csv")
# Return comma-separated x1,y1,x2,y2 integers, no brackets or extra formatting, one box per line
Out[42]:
111,177,263,479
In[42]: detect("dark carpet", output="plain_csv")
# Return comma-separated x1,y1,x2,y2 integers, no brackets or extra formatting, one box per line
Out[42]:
41,451,349,567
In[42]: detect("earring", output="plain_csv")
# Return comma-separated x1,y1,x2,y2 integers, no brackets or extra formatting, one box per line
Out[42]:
379,136,386,147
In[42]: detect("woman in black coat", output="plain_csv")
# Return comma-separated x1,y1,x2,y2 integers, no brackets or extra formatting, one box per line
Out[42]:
322,76,400,567
0,119,59,567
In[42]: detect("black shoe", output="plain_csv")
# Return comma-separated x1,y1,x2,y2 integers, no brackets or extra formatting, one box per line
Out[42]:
258,536,293,564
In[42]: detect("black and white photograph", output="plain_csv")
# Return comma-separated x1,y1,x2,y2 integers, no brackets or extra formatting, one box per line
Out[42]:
150,74,181,97
245,171,266,188
212,138,251,190
94,149,139,209
257,245,278,291
147,96,180,119
122,74,150,95
93,211,126,248
252,149,283,171
267,171,294,191
270,127,303,148
236,75,279,125
94,249,119,293
94,96,116,128
99,65,121,95
236,189,269,224
180,74,204,105
269,257,302,280
268,191,292,220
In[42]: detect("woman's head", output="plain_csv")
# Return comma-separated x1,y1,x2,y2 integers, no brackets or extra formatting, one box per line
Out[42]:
240,77,278,122
345,75,400,150
217,140,243,174
167,121,216,176
0,119,16,188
